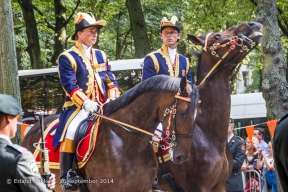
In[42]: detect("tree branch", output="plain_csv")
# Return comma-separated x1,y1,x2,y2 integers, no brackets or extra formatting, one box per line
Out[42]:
32,5,55,30
64,0,81,26
249,0,257,6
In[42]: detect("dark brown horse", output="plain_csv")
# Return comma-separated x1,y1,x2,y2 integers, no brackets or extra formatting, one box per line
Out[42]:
22,75,199,192
157,22,263,192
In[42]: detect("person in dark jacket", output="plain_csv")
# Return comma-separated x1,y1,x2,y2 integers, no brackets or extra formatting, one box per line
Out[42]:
0,94,55,192
273,113,288,192
226,118,246,192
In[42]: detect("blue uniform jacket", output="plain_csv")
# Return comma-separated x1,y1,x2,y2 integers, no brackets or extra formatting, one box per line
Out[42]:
142,44,192,82
52,41,119,146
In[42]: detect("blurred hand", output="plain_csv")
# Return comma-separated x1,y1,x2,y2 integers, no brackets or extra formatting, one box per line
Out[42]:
106,98,116,103
46,173,56,189
258,150,263,157
83,99,100,113
261,150,266,157
247,165,254,170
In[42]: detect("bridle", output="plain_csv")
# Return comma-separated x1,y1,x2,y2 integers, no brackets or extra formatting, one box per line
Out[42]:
92,89,195,150
198,25,259,88
152,93,195,150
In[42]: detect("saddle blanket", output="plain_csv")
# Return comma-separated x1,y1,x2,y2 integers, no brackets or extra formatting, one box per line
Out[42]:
33,117,101,169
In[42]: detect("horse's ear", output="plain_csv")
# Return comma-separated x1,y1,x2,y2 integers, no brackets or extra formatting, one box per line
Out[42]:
187,34,204,46
180,76,188,93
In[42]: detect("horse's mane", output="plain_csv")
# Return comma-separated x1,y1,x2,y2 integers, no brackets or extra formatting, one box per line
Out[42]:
104,75,181,116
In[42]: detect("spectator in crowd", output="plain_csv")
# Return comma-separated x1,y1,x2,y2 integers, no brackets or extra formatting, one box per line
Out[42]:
257,141,278,192
254,127,269,155
226,118,246,192
242,137,259,171
242,137,261,192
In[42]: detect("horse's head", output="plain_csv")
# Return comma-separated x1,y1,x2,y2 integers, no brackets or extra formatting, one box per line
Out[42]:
187,22,263,87
160,76,199,164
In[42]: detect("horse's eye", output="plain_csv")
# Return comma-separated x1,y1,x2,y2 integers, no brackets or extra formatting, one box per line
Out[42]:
214,34,221,40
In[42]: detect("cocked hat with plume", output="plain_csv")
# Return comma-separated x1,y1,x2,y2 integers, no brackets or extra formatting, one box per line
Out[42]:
160,16,180,32
68,12,107,42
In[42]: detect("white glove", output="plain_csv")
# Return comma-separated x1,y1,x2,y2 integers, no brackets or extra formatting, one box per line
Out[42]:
83,99,100,113
106,98,116,103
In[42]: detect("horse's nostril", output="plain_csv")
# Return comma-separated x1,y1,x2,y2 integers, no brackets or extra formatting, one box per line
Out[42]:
247,22,256,27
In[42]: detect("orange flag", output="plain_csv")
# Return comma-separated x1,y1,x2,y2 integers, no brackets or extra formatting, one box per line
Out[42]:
267,120,278,138
20,123,28,139
246,125,254,143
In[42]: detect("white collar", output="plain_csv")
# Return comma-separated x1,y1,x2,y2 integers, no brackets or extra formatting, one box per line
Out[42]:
168,47,177,65
0,134,12,145
228,134,234,143
82,43,92,60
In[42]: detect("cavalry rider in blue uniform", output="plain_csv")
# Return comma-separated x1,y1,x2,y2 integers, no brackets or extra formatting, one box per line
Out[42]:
142,16,192,82
53,12,120,191
142,16,193,153
142,16,192,189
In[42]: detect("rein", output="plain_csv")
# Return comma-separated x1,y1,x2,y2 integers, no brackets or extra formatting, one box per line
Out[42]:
198,25,259,88
91,91,192,150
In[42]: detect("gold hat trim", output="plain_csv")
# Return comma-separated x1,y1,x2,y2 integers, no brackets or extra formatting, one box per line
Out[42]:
161,16,178,28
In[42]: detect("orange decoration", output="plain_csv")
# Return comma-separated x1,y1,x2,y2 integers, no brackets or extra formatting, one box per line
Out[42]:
246,125,254,143
20,123,28,139
266,120,278,138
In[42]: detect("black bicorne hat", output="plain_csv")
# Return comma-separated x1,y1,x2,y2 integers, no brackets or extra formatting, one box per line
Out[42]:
68,12,107,42
160,16,180,32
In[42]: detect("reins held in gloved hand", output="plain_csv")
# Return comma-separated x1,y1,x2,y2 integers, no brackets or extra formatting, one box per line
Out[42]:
83,99,100,112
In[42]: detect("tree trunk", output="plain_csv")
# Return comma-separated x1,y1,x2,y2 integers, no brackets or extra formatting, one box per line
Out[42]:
256,0,288,120
256,0,286,191
17,0,43,69
51,0,67,65
125,0,151,58
0,0,22,144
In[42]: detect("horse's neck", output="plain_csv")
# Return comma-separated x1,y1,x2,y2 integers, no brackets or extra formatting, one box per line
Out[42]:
198,68,231,141
110,92,174,136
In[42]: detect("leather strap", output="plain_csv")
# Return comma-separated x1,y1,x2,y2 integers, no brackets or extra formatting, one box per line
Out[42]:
158,143,184,192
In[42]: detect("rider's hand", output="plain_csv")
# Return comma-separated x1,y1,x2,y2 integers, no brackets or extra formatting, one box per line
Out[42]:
83,99,100,113
46,173,56,190
106,98,116,103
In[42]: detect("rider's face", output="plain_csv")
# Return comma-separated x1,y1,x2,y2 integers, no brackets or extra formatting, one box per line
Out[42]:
160,27,181,49
77,26,98,47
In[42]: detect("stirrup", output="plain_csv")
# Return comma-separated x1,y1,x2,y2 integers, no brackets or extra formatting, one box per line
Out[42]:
61,169,83,191
152,177,159,189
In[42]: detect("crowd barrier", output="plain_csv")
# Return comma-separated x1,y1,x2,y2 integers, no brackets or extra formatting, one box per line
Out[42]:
242,170,268,192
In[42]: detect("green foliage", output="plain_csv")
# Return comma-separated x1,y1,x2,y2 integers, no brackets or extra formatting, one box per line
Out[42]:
11,0,288,109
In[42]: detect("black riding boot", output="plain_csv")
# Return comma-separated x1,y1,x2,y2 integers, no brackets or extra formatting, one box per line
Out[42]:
60,152,82,191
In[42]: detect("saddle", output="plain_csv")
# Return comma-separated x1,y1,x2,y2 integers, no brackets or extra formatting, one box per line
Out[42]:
33,114,101,170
